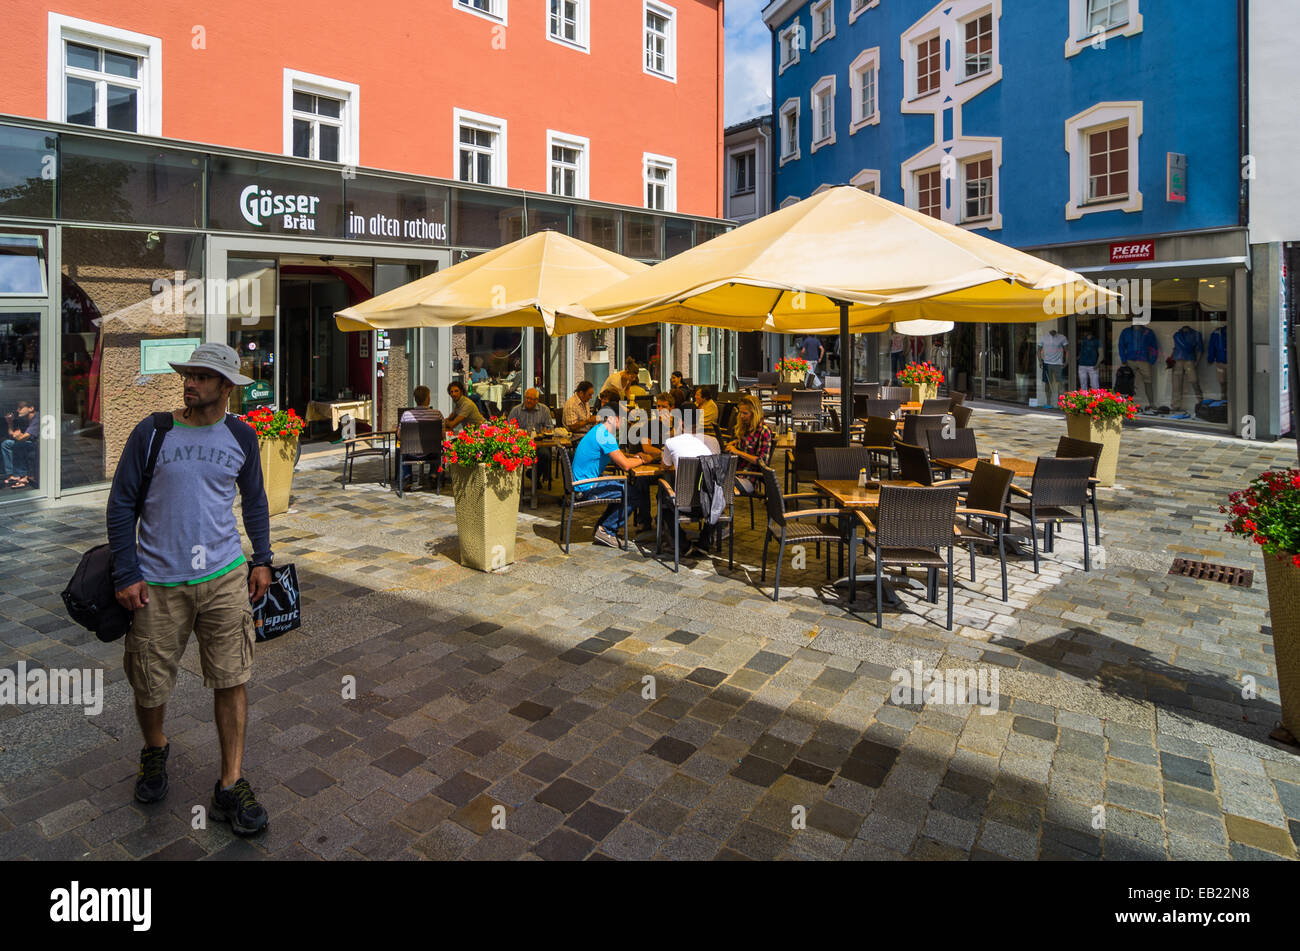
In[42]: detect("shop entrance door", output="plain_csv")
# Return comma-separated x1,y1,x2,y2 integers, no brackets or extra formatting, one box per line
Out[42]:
0,308,46,499
281,275,365,438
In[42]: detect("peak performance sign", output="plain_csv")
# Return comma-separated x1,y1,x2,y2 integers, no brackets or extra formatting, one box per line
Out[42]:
209,157,448,245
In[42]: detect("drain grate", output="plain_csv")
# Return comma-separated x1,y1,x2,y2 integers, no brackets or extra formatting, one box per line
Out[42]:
1169,558,1253,587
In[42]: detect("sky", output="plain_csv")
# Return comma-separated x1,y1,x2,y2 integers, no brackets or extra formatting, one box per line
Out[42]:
725,0,773,127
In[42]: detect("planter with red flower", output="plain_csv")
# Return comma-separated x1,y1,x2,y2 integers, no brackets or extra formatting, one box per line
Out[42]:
776,356,810,385
443,418,537,572
897,362,944,405
1057,389,1137,487
1222,468,1300,747
240,406,306,516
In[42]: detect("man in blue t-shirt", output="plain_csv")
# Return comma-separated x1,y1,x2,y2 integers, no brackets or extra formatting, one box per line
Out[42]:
798,335,825,379
1077,329,1101,391
571,409,649,548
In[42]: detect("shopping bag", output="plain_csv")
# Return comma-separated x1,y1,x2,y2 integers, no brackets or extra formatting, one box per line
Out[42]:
251,564,301,642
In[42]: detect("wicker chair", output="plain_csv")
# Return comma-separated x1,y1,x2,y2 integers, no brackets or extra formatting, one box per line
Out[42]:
855,382,882,399
395,414,443,497
856,485,961,629
950,461,1015,602
1007,456,1093,573
1055,436,1104,544
901,413,947,448
791,389,825,430
757,371,780,385
859,417,898,479
814,446,875,482
920,398,954,415
881,386,913,402
952,404,974,428
557,447,628,553
947,390,967,405
925,427,978,479
894,441,936,486
758,466,846,602
342,429,395,490
784,430,843,493
865,398,902,419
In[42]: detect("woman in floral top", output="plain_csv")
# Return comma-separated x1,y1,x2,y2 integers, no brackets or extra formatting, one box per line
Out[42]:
725,394,773,493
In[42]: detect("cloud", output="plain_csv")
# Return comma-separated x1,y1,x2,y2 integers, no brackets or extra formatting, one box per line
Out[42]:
725,0,773,126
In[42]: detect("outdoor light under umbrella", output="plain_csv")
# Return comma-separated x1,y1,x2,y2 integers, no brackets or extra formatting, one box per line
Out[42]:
561,186,1116,445
334,230,646,336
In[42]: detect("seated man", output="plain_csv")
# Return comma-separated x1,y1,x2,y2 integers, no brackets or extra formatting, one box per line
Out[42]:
399,386,443,489
445,381,484,431
570,408,649,549
562,381,599,434
2,399,39,489
628,394,677,528
508,387,554,479
694,385,719,431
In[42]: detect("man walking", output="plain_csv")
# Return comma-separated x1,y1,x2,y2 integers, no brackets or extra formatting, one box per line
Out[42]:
108,343,273,836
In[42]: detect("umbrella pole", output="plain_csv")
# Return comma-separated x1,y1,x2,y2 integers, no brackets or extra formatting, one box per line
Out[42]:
840,302,852,448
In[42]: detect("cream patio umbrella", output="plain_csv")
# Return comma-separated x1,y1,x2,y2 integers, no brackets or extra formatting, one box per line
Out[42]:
333,230,645,336
560,186,1116,443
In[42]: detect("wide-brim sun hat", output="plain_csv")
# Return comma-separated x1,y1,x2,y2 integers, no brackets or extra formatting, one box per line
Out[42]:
169,342,254,386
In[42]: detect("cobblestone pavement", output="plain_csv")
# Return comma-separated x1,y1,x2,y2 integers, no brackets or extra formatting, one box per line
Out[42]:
1,406,1298,861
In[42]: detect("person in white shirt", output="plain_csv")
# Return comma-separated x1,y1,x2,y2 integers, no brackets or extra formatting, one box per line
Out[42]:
659,431,721,555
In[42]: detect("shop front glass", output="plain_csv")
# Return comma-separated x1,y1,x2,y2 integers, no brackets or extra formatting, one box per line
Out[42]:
61,227,204,488
226,257,277,417
1,307,43,498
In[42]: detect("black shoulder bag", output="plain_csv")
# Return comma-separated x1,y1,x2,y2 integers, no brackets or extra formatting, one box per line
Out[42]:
62,412,174,642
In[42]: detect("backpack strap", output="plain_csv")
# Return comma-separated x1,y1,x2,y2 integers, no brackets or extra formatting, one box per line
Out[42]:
135,411,175,520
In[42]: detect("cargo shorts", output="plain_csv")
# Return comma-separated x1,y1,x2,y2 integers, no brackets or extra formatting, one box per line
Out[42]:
124,567,255,708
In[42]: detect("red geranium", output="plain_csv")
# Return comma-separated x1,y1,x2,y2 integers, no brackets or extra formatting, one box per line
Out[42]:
442,417,537,473
1222,468,1300,561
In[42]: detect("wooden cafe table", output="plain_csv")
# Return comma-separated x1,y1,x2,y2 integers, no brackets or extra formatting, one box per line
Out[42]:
931,455,1038,479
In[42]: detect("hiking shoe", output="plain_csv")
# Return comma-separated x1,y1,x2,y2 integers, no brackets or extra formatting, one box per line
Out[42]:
593,527,621,549
210,778,269,836
134,744,169,803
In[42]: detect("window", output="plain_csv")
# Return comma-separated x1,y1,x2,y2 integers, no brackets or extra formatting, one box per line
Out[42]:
850,0,879,25
644,153,676,211
963,156,993,220
917,167,942,218
1065,101,1142,219
454,109,507,186
548,131,588,199
1087,0,1128,33
915,35,941,97
731,151,755,195
850,169,881,194
779,22,802,74
456,0,506,23
811,0,835,50
811,76,836,151
48,14,161,135
849,48,880,132
779,98,801,165
548,0,588,50
284,71,359,165
1086,125,1128,201
645,2,676,80
964,12,993,78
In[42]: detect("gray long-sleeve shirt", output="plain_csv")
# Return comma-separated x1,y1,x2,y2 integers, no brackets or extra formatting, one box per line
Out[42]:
107,413,272,587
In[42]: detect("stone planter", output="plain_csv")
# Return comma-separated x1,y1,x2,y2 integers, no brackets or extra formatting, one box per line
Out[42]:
450,463,522,572
1064,412,1122,487
258,435,298,516
908,383,938,404
1263,554,1300,745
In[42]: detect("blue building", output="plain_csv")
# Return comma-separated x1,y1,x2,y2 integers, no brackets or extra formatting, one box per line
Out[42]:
763,0,1254,433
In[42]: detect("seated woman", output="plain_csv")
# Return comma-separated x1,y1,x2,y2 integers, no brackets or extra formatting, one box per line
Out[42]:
469,355,489,384
724,394,773,494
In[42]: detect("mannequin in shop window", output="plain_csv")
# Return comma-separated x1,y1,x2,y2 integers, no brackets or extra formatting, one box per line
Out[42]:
1118,323,1159,411
1207,323,1228,397
1077,327,1101,390
1169,324,1204,417
929,335,950,382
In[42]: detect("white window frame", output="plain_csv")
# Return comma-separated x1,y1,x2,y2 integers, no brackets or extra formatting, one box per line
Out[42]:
643,152,677,212
910,30,942,101
849,0,880,26
810,0,836,51
1065,0,1142,58
779,97,801,166
546,0,590,52
283,70,360,166
47,13,162,135
850,169,881,194
454,107,509,187
960,153,995,223
849,48,880,133
811,76,836,152
778,21,803,75
958,7,995,81
643,1,677,82
914,165,943,219
780,195,802,209
730,148,757,196
1064,101,1142,219
454,0,508,26
546,130,589,199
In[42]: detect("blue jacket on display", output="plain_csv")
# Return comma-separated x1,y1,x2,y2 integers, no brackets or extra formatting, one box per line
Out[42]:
1171,327,1204,362
1118,326,1158,364
1207,327,1228,365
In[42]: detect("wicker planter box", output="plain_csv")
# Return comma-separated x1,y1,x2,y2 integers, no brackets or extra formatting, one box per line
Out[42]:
1064,412,1122,487
258,435,297,516
450,463,522,572
908,383,938,404
1263,554,1300,744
